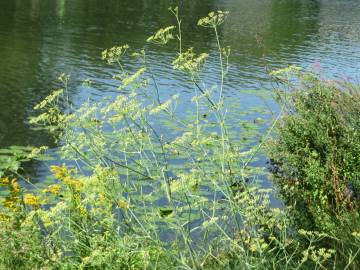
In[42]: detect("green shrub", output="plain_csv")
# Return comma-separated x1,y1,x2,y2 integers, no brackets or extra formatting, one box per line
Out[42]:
268,67,360,267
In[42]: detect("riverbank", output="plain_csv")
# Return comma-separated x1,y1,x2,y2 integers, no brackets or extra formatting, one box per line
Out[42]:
1,7,360,270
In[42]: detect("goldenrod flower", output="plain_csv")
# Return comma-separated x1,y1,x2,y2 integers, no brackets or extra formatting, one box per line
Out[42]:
0,213,9,222
1,179,21,211
43,184,61,195
51,165,82,191
50,165,68,179
0,177,21,193
11,179,21,193
2,197,19,211
63,177,83,191
0,177,10,184
24,194,39,207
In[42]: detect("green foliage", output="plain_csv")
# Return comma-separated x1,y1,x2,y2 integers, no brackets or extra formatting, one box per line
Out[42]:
0,146,47,178
268,68,360,267
1,7,360,270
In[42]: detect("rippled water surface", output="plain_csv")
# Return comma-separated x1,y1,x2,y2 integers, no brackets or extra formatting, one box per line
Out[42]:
1,0,360,179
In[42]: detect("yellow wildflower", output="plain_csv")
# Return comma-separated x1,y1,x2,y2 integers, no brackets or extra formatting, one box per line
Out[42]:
43,184,61,195
24,194,39,207
0,213,9,222
98,192,107,202
10,179,21,193
117,199,130,209
1,179,21,211
63,177,83,191
50,165,68,179
0,177,10,184
79,206,87,216
2,197,19,211
250,243,257,252
42,215,53,228
51,165,82,191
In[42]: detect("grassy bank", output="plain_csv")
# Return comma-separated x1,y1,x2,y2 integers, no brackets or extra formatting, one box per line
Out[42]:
0,8,359,270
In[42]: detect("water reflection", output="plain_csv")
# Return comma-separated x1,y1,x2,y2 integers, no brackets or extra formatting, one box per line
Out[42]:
0,0,359,179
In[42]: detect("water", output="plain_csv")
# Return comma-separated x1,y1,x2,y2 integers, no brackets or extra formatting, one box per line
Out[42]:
1,0,360,180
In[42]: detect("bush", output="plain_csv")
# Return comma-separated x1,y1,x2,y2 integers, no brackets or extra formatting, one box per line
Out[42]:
268,67,360,267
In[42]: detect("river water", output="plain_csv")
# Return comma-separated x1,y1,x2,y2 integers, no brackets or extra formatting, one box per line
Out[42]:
0,0,360,180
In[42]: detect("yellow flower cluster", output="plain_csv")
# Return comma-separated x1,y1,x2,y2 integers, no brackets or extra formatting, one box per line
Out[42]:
24,194,39,207
2,198,18,211
197,11,229,28
1,178,21,211
50,165,68,179
117,199,130,209
50,165,83,191
101,44,130,64
0,177,20,193
172,48,208,75
0,177,10,184
146,26,175,45
79,206,87,216
43,184,61,195
0,213,9,221
98,192,107,202
243,236,269,253
64,178,83,191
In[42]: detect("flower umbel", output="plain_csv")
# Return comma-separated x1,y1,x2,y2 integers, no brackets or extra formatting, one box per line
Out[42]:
102,45,130,64
197,11,229,27
146,26,175,45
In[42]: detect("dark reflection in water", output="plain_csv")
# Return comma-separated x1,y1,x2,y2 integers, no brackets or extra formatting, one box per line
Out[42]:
0,0,359,179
